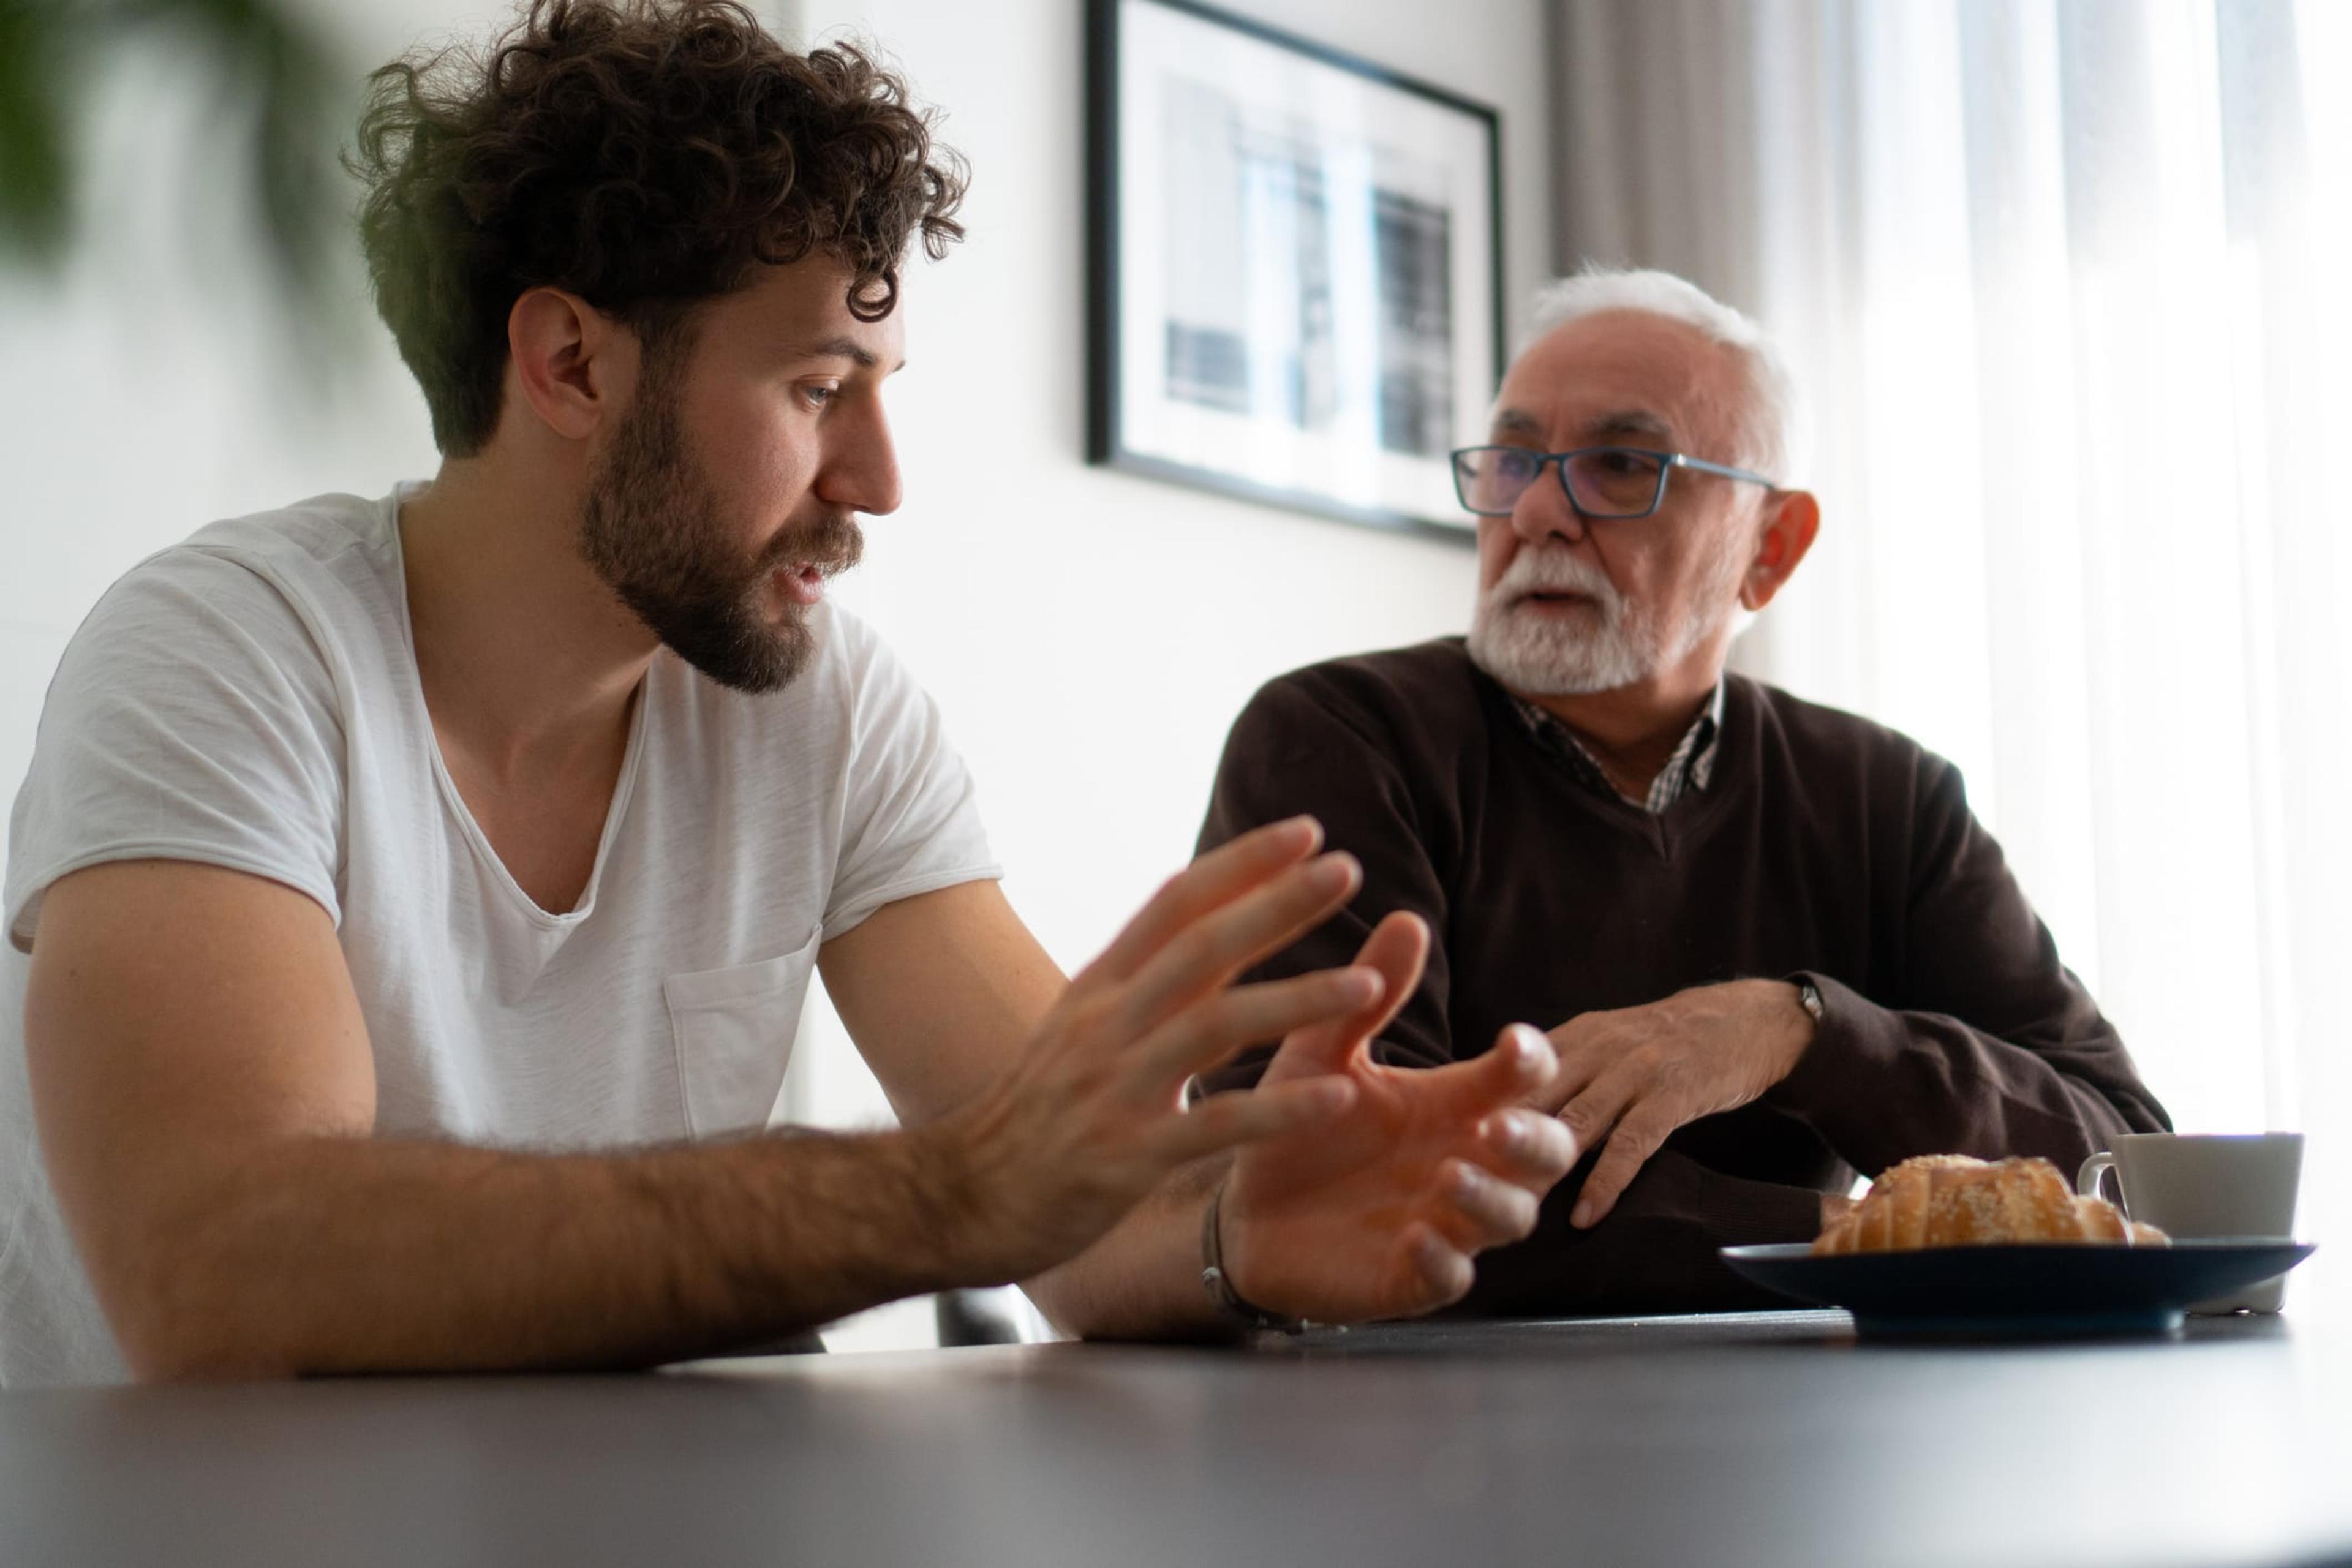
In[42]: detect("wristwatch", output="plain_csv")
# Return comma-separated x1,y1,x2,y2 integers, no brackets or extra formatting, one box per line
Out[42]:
1796,978,1825,1025
1199,1178,1308,1335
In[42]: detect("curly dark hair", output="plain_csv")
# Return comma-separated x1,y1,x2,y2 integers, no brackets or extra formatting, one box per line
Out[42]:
350,0,967,456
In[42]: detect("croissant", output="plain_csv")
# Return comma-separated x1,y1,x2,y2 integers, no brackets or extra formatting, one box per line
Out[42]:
1812,1154,2168,1255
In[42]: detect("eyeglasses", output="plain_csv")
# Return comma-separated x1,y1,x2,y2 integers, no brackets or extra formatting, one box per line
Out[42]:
1450,445,1776,520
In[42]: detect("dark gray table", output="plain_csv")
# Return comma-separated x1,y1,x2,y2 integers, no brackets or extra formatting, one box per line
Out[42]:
4,1309,2349,1567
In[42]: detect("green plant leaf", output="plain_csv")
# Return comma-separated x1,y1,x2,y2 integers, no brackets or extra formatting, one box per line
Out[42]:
1,0,364,369
0,0,77,265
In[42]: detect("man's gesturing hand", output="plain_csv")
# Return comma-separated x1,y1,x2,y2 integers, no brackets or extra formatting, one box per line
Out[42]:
921,818,1385,1285
1542,979,1817,1228
1218,912,1580,1323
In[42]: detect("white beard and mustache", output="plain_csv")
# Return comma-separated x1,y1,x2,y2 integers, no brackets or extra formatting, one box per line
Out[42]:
1465,542,1744,696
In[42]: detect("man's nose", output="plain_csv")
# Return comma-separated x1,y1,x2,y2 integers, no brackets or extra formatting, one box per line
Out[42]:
1510,464,1586,546
820,400,902,518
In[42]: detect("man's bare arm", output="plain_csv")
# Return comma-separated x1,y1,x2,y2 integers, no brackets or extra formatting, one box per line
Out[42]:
26,826,1370,1379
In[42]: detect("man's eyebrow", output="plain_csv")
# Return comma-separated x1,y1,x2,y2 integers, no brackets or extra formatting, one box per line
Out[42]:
1586,409,1676,444
1487,406,1676,445
789,336,905,373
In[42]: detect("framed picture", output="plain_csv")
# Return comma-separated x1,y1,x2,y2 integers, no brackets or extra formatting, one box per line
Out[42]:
1086,0,1503,542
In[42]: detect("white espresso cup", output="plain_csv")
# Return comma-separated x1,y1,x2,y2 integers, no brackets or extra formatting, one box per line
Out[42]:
2076,1133,2304,1313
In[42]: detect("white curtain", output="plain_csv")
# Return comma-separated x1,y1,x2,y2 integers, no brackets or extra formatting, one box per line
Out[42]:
1555,0,2351,1299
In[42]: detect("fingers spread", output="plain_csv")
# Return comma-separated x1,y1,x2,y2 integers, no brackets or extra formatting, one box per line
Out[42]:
1344,910,1429,1036
1437,1158,1540,1248
1134,966,1383,1087
1428,1024,1555,1117
1476,1107,1580,1188
1155,1076,1357,1167
1110,851,1363,1043
1262,910,1428,1083
1401,1223,1475,1313
1079,817,1321,988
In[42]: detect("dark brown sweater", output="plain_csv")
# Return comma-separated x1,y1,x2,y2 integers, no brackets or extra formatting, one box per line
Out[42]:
1197,639,2169,1316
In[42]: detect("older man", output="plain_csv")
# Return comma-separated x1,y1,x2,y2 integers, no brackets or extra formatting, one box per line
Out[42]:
1197,268,2169,1314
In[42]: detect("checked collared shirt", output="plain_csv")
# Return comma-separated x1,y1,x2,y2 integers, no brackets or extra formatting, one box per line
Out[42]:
1506,681,1727,814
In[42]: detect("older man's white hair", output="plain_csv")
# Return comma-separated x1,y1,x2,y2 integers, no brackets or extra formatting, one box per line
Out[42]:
1525,266,1802,483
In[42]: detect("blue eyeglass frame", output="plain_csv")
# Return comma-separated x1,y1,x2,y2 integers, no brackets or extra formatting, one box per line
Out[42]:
1449,445,1777,519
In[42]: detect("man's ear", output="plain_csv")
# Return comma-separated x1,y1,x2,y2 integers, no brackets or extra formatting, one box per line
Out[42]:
503,287,626,443
1740,489,1821,612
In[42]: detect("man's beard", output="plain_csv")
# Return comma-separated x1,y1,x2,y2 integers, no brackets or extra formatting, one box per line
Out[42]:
1465,543,1738,696
577,366,862,695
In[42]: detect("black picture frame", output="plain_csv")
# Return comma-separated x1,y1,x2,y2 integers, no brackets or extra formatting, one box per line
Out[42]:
1086,0,1504,543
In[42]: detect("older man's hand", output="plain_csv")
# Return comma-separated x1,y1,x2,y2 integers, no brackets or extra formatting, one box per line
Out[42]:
1540,979,1817,1228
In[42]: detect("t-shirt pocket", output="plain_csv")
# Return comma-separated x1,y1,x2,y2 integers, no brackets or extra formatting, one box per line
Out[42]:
662,930,822,1138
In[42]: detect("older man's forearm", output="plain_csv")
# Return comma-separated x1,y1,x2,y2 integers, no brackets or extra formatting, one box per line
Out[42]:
1768,973,2168,1174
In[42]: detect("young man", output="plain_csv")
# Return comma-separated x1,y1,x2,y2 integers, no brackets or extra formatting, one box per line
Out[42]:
0,0,1575,1385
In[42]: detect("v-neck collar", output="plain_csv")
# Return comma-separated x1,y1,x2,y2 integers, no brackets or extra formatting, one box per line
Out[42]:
382,486,655,928
1475,665,1750,862
1505,681,1727,812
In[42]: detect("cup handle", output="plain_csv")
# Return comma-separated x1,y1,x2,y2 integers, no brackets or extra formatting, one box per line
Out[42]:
2077,1151,2121,1210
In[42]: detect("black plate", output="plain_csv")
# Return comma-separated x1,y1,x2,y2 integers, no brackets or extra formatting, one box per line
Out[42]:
1719,1240,2316,1338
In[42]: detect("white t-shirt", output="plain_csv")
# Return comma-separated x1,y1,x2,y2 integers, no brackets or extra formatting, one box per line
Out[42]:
0,486,999,1386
